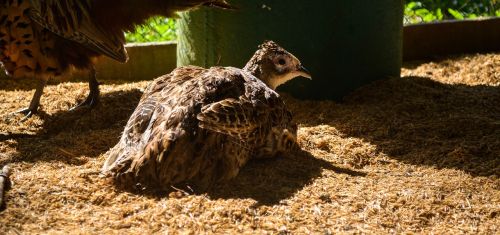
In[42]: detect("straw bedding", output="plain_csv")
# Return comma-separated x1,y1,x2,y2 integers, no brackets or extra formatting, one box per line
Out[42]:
0,53,498,233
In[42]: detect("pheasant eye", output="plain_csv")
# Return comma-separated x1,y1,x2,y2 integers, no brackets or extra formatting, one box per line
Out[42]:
278,58,286,65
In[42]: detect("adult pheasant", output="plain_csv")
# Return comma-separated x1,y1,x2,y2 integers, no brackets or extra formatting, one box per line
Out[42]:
101,41,311,191
0,0,232,118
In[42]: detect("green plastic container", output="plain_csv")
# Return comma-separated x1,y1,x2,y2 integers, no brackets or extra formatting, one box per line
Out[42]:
177,1,403,100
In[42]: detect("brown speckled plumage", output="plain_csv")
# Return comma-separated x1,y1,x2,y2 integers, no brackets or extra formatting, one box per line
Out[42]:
102,41,311,191
0,0,232,117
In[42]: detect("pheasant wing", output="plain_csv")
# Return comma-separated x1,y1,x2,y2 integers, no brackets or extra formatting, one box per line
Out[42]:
197,98,271,139
27,0,128,62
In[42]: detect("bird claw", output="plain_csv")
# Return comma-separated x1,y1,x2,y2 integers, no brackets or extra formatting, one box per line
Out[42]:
69,94,99,111
70,74,100,112
3,108,37,122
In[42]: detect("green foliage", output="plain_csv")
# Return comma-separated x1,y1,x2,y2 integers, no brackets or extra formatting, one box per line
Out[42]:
404,0,499,24
125,17,177,43
447,8,465,19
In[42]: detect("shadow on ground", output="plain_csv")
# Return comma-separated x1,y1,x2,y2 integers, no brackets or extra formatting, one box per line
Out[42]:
0,89,143,165
288,76,500,177
0,76,150,92
207,149,365,206
112,148,365,206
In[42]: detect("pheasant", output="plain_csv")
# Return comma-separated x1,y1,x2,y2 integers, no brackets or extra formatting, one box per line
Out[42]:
101,41,311,191
0,0,232,119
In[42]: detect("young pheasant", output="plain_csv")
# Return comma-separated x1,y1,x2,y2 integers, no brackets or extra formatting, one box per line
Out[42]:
101,41,311,191
0,0,232,119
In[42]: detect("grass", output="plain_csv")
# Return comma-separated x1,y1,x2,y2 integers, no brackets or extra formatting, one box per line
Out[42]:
125,17,177,43
404,0,499,24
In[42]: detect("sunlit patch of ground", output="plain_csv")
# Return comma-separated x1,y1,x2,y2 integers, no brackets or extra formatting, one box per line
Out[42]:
0,53,498,233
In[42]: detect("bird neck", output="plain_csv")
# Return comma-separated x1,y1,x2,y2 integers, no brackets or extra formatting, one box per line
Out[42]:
243,61,276,89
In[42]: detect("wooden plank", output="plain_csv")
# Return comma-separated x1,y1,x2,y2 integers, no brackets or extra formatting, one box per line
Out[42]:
403,18,500,61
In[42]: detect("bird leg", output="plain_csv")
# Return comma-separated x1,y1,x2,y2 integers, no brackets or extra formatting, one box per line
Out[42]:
8,79,46,120
70,66,100,111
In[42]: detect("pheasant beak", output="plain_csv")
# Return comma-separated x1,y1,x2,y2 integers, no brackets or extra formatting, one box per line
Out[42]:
297,65,312,80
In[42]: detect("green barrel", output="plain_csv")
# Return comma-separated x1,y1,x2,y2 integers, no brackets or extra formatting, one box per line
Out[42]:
177,1,403,100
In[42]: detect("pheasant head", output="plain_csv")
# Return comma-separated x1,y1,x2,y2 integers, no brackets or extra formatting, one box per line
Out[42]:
243,40,312,90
